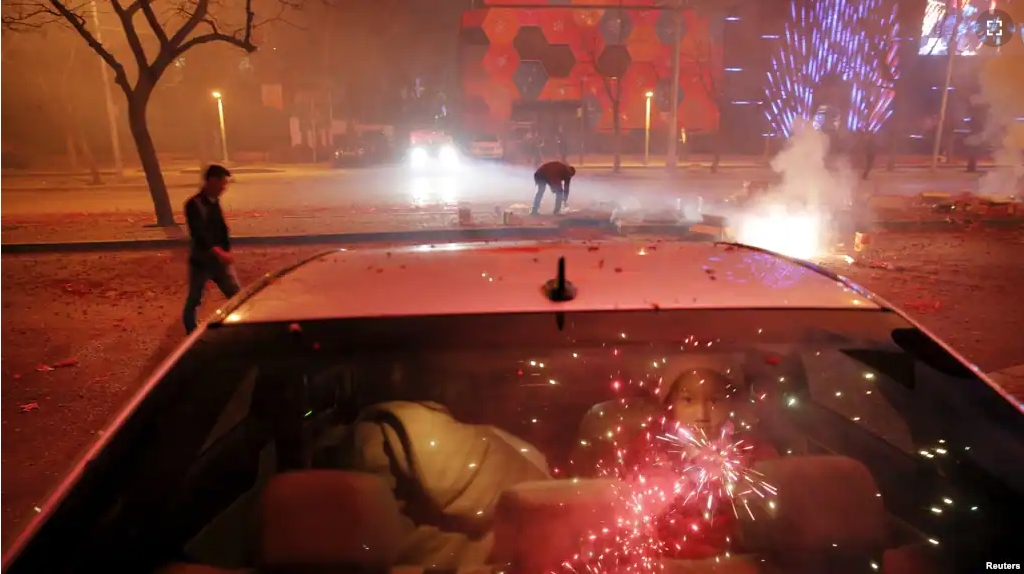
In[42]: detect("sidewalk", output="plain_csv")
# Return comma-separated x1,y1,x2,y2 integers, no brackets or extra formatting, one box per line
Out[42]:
574,153,1000,171
0,164,334,192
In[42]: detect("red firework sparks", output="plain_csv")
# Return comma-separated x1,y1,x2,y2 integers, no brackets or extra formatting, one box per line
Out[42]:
561,419,776,574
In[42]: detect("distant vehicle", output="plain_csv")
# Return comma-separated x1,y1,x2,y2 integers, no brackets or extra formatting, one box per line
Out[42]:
408,128,460,171
332,131,393,167
467,133,505,161
4,239,1023,573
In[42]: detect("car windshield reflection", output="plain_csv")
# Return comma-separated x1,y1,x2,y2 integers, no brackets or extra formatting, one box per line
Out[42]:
6,309,1024,574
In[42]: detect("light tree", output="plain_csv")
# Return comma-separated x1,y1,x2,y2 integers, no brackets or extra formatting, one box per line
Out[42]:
3,0,293,226
765,0,900,145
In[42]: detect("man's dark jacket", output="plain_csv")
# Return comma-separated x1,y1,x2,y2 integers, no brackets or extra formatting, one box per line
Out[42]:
184,192,231,267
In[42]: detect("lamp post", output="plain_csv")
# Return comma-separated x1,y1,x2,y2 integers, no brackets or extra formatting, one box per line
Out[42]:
212,91,228,164
644,90,654,166
89,0,124,178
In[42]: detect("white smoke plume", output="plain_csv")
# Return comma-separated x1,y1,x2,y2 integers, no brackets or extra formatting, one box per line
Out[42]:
734,119,856,259
971,50,1024,199
768,119,857,210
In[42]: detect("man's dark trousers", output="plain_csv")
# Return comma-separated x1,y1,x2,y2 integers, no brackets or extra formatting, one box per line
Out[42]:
183,261,241,333
532,174,566,215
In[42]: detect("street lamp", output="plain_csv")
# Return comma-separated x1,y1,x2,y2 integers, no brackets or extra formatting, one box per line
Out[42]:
644,91,654,166
212,91,228,164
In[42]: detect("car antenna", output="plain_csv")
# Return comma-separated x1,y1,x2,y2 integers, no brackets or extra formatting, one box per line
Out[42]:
544,256,577,302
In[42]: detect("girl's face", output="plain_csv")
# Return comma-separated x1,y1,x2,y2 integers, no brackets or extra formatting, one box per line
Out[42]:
667,371,744,432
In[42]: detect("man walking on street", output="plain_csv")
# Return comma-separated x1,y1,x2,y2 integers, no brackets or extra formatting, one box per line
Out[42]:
532,160,576,216
183,164,241,334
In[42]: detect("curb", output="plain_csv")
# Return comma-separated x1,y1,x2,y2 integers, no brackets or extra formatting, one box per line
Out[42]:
4,182,197,193
862,219,1024,231
0,225,604,255
3,218,1022,255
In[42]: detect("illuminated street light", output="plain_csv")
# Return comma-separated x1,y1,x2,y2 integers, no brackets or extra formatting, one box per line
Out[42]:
212,91,228,163
644,90,655,166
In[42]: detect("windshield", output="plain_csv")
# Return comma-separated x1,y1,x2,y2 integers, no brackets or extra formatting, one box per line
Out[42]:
473,134,500,143
9,309,1024,573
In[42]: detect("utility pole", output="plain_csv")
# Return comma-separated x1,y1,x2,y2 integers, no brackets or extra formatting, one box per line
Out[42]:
89,0,124,178
931,0,962,172
665,1,682,170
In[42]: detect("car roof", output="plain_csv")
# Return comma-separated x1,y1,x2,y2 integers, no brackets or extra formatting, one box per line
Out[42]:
225,241,880,324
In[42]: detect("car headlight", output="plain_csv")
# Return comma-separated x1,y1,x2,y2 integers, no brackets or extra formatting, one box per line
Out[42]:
410,147,428,166
439,145,459,166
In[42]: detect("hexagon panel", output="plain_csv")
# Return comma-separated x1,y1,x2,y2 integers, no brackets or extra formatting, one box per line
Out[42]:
539,9,575,44
627,24,660,62
459,4,721,133
654,77,684,112
483,43,520,79
540,78,581,100
541,44,576,78
459,44,489,79
598,9,633,44
572,27,605,63
512,60,548,101
632,9,660,26
482,8,520,45
459,26,490,47
622,61,659,101
517,8,542,26
513,26,548,61
596,44,631,79
572,8,603,28
654,10,688,45
582,92,606,129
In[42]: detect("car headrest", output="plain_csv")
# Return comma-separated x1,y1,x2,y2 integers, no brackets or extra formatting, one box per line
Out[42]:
259,470,404,573
736,456,887,556
492,479,622,572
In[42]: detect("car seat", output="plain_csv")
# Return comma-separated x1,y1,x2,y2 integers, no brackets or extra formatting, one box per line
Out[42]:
491,478,622,571
735,455,888,572
258,470,404,573
340,400,552,568
155,470,403,574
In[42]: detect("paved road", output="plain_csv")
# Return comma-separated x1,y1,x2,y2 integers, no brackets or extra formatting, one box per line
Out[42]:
1,164,985,219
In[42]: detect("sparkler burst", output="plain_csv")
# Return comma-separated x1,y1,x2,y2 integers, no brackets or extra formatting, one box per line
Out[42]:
765,0,901,137
561,417,776,574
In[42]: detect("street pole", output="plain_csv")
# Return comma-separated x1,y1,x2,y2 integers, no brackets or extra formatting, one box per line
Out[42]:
665,3,682,170
931,0,962,172
213,92,229,163
89,0,124,178
644,91,653,165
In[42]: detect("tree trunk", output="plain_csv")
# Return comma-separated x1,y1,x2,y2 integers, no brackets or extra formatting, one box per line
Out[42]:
65,129,80,172
612,99,621,173
862,132,876,180
127,93,176,227
710,131,721,174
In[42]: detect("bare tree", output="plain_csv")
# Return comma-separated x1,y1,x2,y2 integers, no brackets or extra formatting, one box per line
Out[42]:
681,35,723,173
3,0,292,226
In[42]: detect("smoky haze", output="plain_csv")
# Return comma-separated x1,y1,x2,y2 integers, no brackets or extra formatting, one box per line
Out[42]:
1,0,457,169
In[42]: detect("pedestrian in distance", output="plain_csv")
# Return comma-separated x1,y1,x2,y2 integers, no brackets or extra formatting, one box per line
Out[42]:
182,164,241,334
532,160,576,216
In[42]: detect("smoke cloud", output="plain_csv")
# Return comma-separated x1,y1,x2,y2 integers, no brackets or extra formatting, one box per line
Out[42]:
733,119,856,259
971,53,1024,199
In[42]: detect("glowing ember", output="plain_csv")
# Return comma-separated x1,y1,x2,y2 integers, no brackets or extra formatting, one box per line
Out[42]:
734,206,825,260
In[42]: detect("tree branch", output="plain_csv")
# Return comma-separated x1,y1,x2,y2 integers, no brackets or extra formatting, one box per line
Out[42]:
109,0,152,73
44,0,130,90
138,0,169,47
